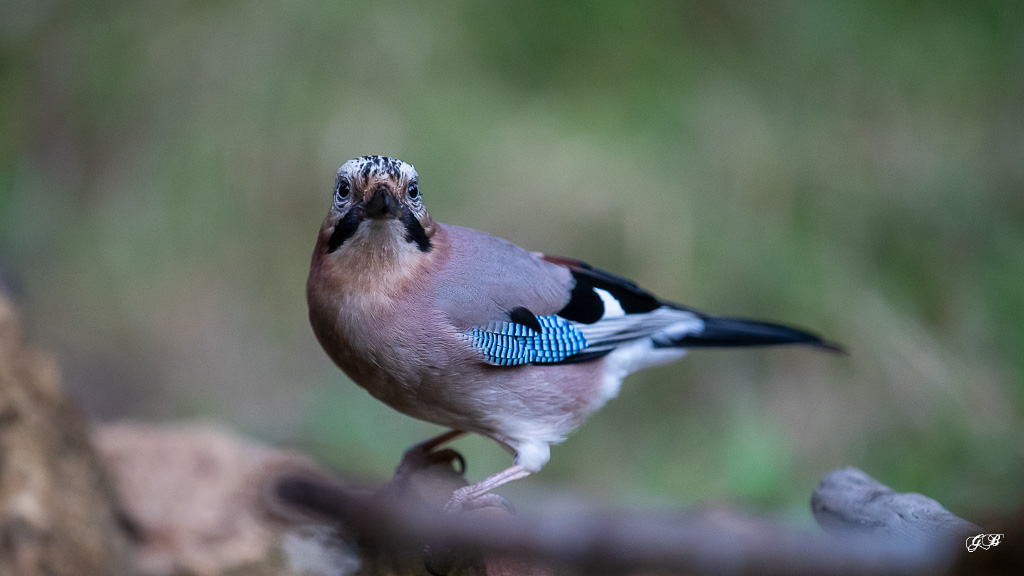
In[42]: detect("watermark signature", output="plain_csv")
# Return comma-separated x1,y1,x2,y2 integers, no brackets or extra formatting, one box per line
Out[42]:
966,534,1003,552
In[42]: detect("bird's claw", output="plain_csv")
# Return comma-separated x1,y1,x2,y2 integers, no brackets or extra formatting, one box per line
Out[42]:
443,490,515,515
396,445,466,479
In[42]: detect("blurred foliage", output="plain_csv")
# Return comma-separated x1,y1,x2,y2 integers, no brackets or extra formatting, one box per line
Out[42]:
1,0,1022,518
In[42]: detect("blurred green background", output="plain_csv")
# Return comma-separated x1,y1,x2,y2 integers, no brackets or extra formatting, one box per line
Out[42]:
1,1,1021,520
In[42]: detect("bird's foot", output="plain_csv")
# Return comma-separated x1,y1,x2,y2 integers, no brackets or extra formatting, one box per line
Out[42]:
395,445,466,481
443,487,515,515
442,464,531,514
395,431,467,481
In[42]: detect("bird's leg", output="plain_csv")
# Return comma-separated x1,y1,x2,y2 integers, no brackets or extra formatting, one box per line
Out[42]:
395,429,467,478
444,464,531,513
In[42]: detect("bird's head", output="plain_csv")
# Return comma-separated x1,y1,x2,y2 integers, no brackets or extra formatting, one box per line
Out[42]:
318,156,436,259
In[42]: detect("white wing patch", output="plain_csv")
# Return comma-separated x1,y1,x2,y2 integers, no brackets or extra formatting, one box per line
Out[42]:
593,288,626,319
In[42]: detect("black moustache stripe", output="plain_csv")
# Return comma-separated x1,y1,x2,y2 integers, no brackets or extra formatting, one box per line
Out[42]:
326,208,364,253
401,209,432,253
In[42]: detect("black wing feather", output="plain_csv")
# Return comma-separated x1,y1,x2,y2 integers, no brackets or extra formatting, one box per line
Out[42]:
537,255,845,361
508,306,543,333
542,255,661,324
660,316,846,353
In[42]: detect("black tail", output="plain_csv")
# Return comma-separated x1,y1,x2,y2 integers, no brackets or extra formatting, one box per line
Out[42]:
663,315,846,353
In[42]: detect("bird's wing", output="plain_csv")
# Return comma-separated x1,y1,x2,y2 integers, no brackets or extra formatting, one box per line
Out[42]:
535,255,705,362
539,254,843,356
433,225,702,366
432,225,575,330
434,225,839,368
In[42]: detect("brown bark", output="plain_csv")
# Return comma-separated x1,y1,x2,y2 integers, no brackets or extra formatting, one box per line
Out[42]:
0,295,137,576
92,423,342,576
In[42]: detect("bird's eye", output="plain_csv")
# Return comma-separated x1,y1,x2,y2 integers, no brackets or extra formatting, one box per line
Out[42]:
408,183,419,199
336,180,350,199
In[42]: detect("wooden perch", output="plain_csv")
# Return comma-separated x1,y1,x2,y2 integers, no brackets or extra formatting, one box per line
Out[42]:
267,462,978,576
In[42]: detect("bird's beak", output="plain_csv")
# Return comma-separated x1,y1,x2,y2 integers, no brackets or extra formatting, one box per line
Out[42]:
363,187,397,220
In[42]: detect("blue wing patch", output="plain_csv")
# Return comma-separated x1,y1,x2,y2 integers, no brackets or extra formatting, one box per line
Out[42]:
468,315,589,366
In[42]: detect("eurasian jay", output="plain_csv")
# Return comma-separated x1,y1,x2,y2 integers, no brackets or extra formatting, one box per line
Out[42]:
307,155,840,511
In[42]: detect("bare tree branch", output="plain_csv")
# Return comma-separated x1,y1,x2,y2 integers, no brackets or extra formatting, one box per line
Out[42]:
267,462,967,575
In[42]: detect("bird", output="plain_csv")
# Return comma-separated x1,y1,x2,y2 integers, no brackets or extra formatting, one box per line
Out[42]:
307,155,841,511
